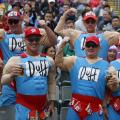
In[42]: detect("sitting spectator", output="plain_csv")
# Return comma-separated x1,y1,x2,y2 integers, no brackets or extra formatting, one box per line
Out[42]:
42,46,56,59
112,16,120,32
98,10,112,31
107,45,118,62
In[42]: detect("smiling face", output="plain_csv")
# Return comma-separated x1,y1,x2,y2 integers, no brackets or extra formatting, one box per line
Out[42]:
25,35,41,56
46,47,56,59
107,49,117,62
85,41,100,58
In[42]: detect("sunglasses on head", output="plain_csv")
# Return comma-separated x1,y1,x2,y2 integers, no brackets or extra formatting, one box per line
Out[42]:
85,20,96,25
85,42,99,48
27,36,41,43
8,19,19,25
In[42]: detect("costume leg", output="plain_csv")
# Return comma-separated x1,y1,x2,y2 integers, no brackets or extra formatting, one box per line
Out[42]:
15,104,30,120
86,111,104,120
0,85,16,106
66,107,80,120
107,105,120,120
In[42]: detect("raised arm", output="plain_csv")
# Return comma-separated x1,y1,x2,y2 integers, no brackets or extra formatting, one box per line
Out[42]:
104,31,120,46
54,8,82,47
55,36,75,71
38,20,57,47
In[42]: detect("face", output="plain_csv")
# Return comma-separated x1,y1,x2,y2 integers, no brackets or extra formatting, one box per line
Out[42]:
103,11,111,21
85,42,100,58
66,21,75,29
25,35,41,55
112,18,120,27
12,6,21,12
84,18,96,33
24,3,31,12
63,5,70,12
8,18,21,33
47,47,56,59
44,13,53,22
107,49,117,62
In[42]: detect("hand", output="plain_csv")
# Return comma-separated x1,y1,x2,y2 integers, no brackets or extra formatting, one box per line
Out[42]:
47,100,55,117
61,36,70,45
10,64,24,77
107,76,119,91
38,20,46,28
64,8,77,17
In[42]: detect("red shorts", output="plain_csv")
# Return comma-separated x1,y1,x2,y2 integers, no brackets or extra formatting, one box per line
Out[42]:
69,94,103,120
16,93,47,112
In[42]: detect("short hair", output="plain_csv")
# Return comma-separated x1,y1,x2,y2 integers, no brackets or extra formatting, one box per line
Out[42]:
112,16,120,20
103,4,110,9
81,9,91,17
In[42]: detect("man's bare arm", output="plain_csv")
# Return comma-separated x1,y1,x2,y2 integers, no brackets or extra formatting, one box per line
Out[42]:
1,56,21,85
39,20,57,47
104,31,120,46
48,57,56,101
54,8,82,47
55,37,75,71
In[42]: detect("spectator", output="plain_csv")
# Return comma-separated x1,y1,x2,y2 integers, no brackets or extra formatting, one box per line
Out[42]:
112,16,120,32
42,46,56,59
98,10,112,31
12,1,22,12
23,2,37,27
40,0,59,21
107,45,118,62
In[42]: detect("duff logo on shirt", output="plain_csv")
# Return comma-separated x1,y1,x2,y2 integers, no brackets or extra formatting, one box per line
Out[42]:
9,37,26,51
78,67,100,82
25,60,49,77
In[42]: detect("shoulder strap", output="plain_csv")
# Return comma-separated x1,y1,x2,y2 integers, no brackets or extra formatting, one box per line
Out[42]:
19,52,28,58
40,53,47,57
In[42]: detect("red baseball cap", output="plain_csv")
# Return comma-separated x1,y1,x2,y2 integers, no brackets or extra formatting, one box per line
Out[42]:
83,11,97,21
7,11,21,20
85,36,100,45
24,27,42,37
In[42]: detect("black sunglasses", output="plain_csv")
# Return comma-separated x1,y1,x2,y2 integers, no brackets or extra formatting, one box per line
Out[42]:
27,36,41,43
85,20,96,25
8,19,19,25
85,42,99,48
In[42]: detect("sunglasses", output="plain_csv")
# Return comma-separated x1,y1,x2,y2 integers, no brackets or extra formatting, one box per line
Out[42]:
8,19,19,25
27,36,41,43
85,20,96,25
85,42,99,48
